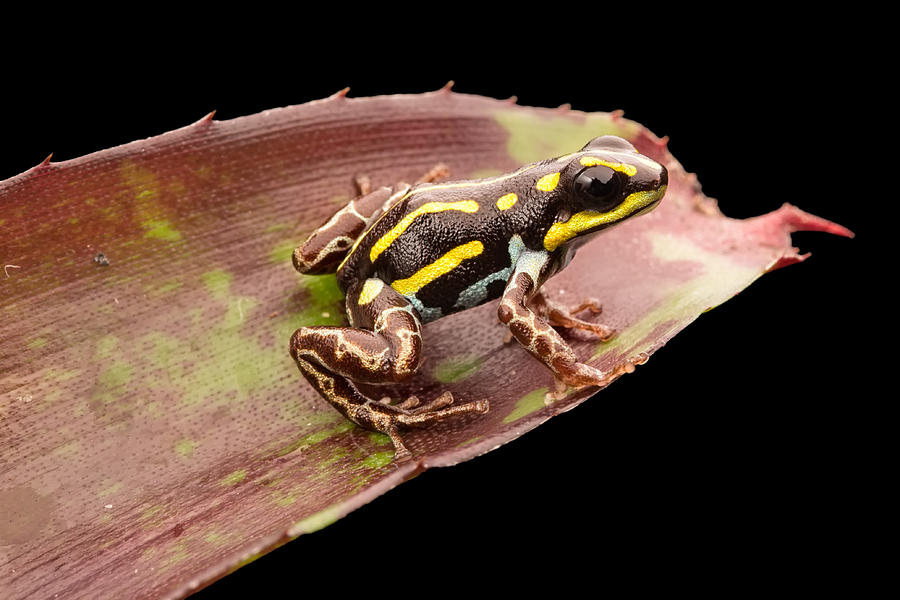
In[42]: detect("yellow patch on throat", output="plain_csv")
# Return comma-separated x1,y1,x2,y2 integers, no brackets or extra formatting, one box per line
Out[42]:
370,200,479,262
357,278,384,305
496,193,518,210
579,156,638,176
391,241,484,296
542,186,666,251
536,172,560,192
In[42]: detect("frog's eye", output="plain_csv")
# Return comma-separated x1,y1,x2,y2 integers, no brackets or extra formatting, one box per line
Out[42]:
573,165,623,211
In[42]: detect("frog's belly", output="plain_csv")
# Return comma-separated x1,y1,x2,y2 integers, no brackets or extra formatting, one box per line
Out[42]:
384,235,527,323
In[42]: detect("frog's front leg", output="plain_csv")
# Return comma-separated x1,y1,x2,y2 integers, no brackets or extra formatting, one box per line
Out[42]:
498,252,632,390
289,279,488,460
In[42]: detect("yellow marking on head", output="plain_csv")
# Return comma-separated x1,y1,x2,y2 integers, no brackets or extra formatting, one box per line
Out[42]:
369,200,479,263
579,156,637,176
357,278,384,305
536,172,560,192
542,186,667,251
391,241,484,296
496,193,518,211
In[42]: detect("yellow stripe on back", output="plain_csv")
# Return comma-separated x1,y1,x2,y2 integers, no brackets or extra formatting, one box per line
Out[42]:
370,200,479,263
391,241,484,296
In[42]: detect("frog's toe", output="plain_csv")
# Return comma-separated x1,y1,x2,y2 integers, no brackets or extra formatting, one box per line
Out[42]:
410,391,454,414
395,396,421,410
571,297,604,315
384,425,413,462
536,293,615,340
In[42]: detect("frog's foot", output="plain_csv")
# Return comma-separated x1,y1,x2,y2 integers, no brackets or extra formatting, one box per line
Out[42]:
533,293,615,341
357,394,489,461
415,163,450,184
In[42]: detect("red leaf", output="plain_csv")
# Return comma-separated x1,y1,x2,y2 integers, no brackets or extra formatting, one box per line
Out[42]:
0,91,851,599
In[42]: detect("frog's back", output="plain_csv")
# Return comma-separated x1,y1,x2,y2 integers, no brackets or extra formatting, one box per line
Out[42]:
336,170,558,322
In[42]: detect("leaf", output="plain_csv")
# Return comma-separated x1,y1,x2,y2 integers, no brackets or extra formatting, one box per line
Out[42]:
0,90,851,599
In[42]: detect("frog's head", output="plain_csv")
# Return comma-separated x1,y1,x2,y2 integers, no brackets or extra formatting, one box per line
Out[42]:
543,136,668,251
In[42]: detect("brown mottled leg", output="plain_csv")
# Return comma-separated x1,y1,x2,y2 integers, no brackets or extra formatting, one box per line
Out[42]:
499,269,635,390
294,164,449,276
414,163,450,184
293,185,401,275
290,281,488,460
531,292,615,341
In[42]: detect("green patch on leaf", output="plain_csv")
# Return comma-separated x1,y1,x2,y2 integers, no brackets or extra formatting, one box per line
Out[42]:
361,451,394,469
27,337,48,349
95,334,120,360
201,268,233,299
98,362,133,391
432,354,483,383
272,489,297,507
99,481,124,498
293,275,345,327
503,388,549,424
174,439,197,458
269,239,296,265
495,109,640,164
288,506,342,537
457,435,483,447
146,280,183,296
367,432,392,446
143,219,182,241
219,469,247,486
270,420,355,457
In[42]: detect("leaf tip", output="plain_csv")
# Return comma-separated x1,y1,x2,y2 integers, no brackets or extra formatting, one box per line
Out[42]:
776,203,855,239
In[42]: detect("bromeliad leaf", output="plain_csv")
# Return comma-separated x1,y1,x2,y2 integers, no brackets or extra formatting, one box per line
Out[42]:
0,89,851,600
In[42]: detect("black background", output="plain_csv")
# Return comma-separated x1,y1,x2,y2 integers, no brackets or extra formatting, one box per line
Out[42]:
2,23,876,596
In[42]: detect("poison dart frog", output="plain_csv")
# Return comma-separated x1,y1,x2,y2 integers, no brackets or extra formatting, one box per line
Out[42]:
290,136,668,461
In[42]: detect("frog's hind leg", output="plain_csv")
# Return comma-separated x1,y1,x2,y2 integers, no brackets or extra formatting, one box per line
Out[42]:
293,185,408,275
289,279,488,460
293,164,451,276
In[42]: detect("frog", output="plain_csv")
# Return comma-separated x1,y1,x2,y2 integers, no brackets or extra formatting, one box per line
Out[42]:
289,135,668,461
